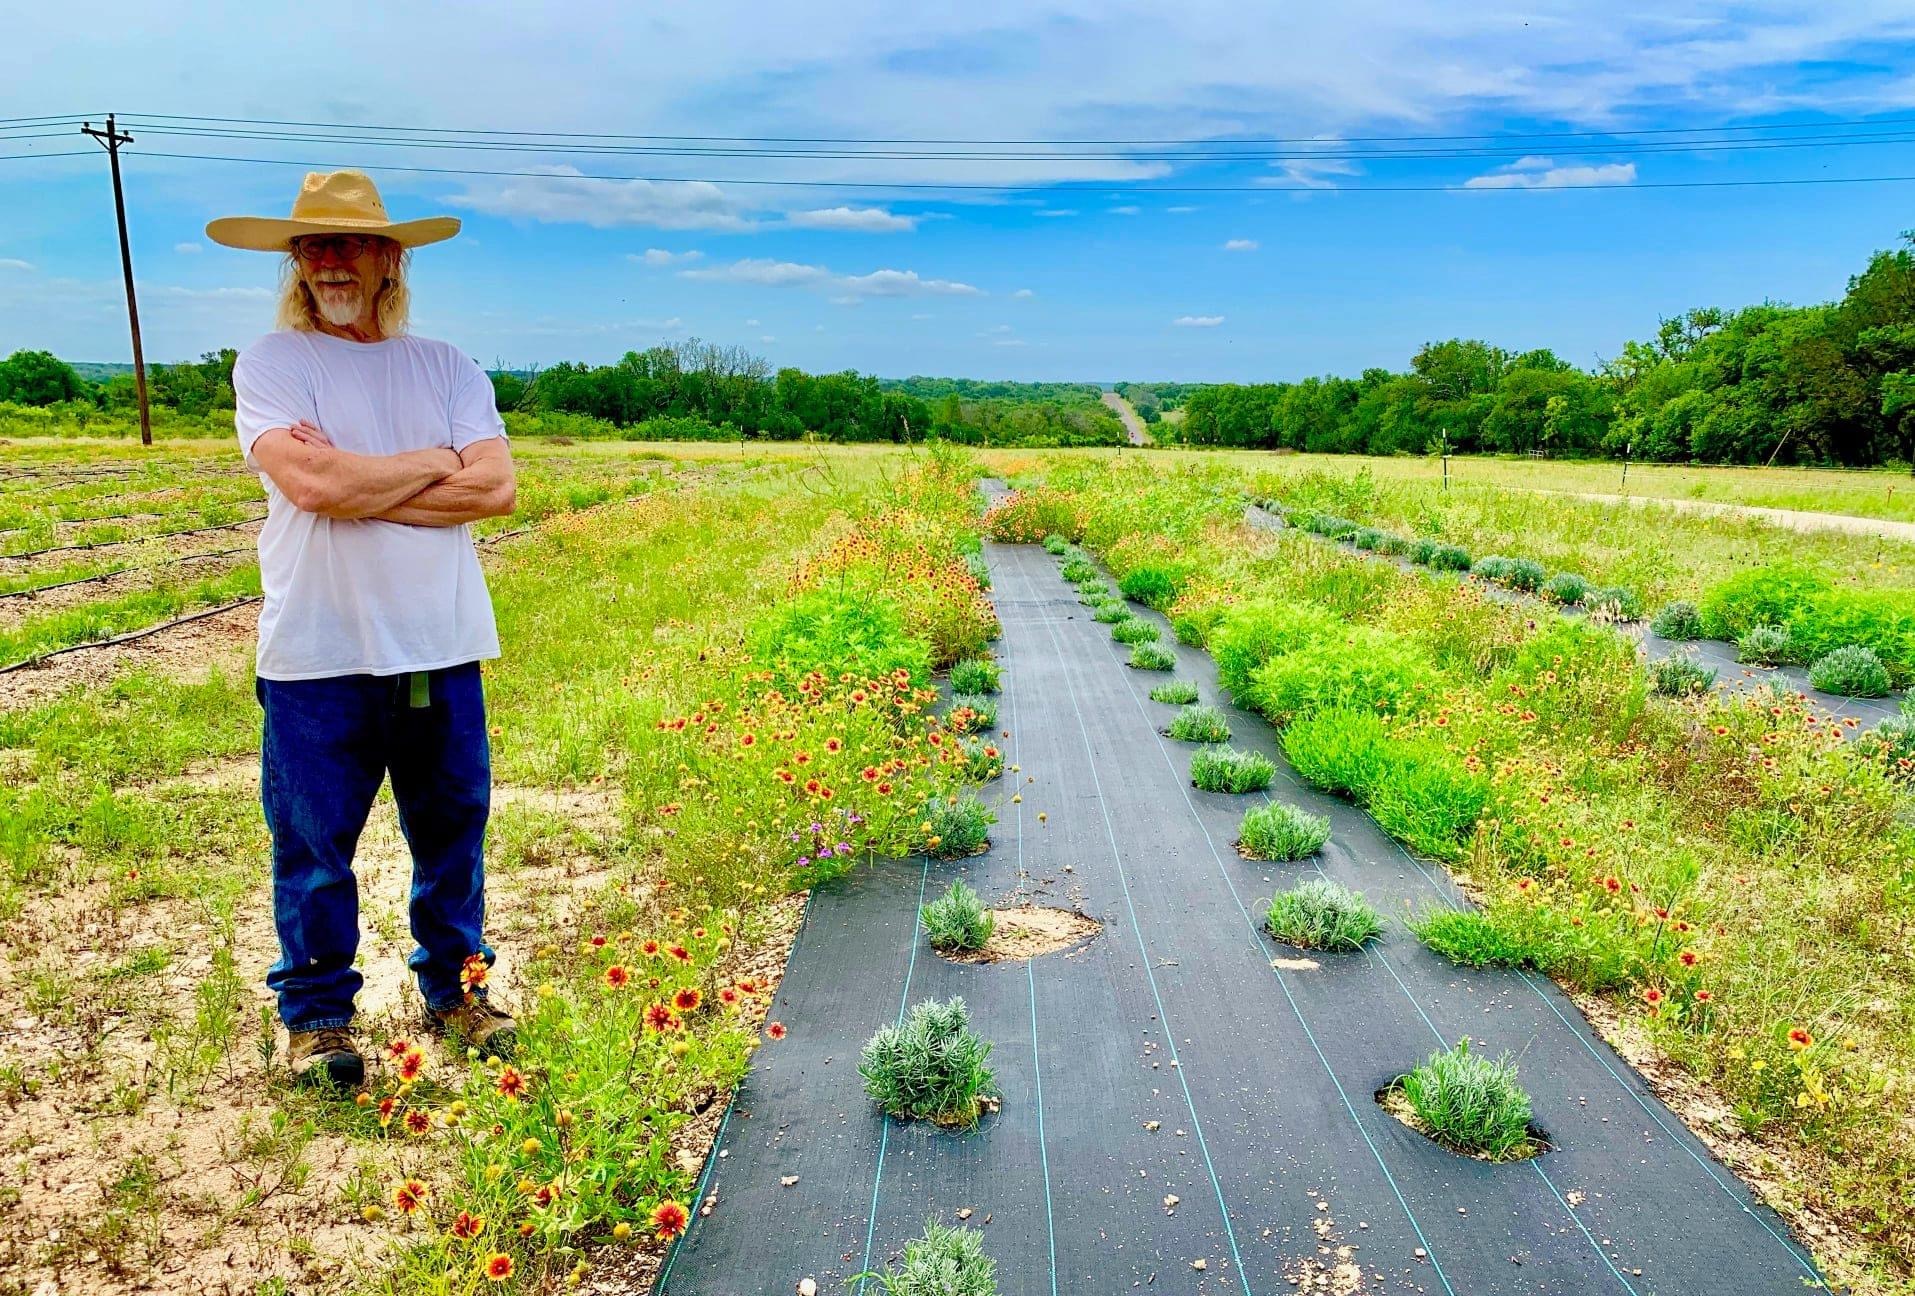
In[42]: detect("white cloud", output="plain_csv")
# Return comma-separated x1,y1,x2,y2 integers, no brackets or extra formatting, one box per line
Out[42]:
744,318,761,326
1223,238,1259,252
1464,161,1638,189
910,313,932,320
635,248,704,266
992,338,1027,347
1110,205,1141,216
981,324,1014,335
0,258,33,271
173,242,202,255
787,206,917,232
683,258,981,300
1173,314,1225,327
1166,206,1198,214
1262,146,1363,190
1033,209,1078,218
152,285,274,301
1012,287,1036,299
449,166,753,231
760,334,776,343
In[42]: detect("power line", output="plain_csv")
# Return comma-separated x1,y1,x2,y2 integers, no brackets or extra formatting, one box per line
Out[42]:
118,148,1915,194
117,108,1915,147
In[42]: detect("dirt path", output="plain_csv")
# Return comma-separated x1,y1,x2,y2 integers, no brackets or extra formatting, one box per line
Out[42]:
1552,489,1915,544
1102,391,1151,446
659,512,1825,1295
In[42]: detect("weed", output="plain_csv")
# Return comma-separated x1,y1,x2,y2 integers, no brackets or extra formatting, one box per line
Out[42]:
1409,908,1540,968
964,552,991,590
1368,745,1489,862
859,998,999,1127
1736,624,1792,666
1111,617,1160,645
1209,598,1341,700
1119,563,1188,609
1651,600,1705,640
1809,645,1893,697
949,658,1000,695
855,1219,999,1295
1585,585,1642,619
1282,707,1392,799
1250,627,1434,721
1042,534,1071,555
1649,651,1717,697
1168,704,1232,743
1425,543,1473,572
1129,643,1178,670
922,880,995,953
1699,563,1827,641
1190,746,1276,793
1394,1039,1537,1160
1238,802,1331,861
924,794,994,858
1149,680,1201,705
1265,878,1382,950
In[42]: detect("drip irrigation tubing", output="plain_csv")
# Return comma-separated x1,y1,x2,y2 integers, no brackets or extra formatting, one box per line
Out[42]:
0,546,254,601
0,513,266,561
0,598,262,674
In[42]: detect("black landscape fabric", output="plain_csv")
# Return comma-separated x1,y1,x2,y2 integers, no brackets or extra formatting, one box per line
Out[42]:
657,514,1826,1295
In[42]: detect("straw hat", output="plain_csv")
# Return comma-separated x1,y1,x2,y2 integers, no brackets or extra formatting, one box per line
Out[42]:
205,170,460,252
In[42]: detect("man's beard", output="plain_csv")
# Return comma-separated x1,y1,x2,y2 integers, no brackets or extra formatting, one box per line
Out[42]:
312,280,368,327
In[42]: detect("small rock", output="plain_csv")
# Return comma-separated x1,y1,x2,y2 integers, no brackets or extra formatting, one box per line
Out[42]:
1163,1195,1180,1210
780,1176,800,1187
1191,1259,1207,1271
1143,1121,1161,1132
798,1280,818,1296
956,1208,973,1220
1414,1248,1427,1260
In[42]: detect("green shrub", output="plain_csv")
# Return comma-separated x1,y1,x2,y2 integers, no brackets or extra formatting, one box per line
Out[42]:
1074,579,1109,600
1376,534,1414,557
1209,598,1342,702
1170,601,1231,646
1265,879,1382,950
1092,599,1132,623
753,590,933,693
1190,746,1276,793
965,552,991,590
1167,704,1231,743
1859,701,1915,771
1409,908,1539,969
1698,563,1828,641
949,658,1000,694
1650,600,1705,640
1735,624,1791,666
1129,643,1177,671
857,1219,999,1296
1808,645,1893,697
1367,745,1488,861
948,694,998,732
924,794,994,858
1425,544,1472,572
1059,558,1097,584
1238,802,1331,861
1281,706,1392,799
1542,572,1588,605
1351,527,1387,550
922,880,994,952
1149,680,1200,705
1249,626,1434,722
1584,585,1642,620
1042,534,1071,555
859,998,999,1127
1299,512,1359,539
1784,589,1915,682
1118,564,1187,610
1395,1039,1535,1160
1470,555,1512,582
1649,652,1716,697
958,734,1004,782
1501,558,1546,592
1406,538,1440,565
1111,618,1160,645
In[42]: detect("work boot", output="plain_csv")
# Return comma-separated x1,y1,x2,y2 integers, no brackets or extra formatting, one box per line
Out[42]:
425,996,518,1059
288,1026,364,1092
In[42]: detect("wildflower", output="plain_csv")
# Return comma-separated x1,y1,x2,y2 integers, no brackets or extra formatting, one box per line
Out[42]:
766,1021,787,1040
737,979,759,995
719,987,740,1006
450,1211,487,1240
1642,986,1664,1009
1515,878,1534,893
668,945,692,962
877,781,894,795
518,1221,537,1237
646,1003,675,1033
377,1095,400,1128
461,954,490,992
1693,990,1714,1004
393,1178,429,1214
484,1253,515,1281
1602,876,1622,894
496,1066,528,1101
1679,950,1700,968
398,1048,426,1083
1788,1028,1814,1051
674,987,703,1013
614,1221,634,1241
652,1200,691,1241
385,1039,414,1061
405,1108,433,1137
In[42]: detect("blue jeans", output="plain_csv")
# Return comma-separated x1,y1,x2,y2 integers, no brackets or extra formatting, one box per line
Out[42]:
257,662,495,1031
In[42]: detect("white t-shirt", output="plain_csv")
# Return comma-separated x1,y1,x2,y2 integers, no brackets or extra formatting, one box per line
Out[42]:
233,329,505,681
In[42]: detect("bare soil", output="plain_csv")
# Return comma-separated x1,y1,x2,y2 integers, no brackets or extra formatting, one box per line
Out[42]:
0,600,259,714
937,906,1101,964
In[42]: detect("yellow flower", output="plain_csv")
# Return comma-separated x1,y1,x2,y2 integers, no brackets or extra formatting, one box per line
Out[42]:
484,1163,504,1184
613,1222,633,1241
522,1138,542,1156
1750,1059,1767,1072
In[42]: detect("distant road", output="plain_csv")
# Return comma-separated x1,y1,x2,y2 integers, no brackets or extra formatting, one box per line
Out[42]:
1547,489,1915,544
1101,391,1150,445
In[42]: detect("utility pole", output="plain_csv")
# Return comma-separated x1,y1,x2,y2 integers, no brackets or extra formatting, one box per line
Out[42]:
1621,440,1632,493
1441,429,1450,492
81,114,151,446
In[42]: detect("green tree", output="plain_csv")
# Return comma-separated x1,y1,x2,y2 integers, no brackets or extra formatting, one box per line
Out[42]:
0,350,86,405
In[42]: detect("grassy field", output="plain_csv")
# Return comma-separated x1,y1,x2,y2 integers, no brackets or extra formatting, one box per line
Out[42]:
0,438,996,1294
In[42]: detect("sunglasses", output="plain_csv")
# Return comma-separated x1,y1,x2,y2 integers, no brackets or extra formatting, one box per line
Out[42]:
291,234,381,262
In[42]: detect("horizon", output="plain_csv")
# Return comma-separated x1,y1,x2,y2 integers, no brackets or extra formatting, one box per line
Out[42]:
5,5,1915,381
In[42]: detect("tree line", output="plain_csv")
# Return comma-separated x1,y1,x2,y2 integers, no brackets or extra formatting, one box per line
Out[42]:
1158,232,1915,466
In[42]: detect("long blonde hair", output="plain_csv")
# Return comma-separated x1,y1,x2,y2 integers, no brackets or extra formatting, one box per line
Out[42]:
274,241,412,337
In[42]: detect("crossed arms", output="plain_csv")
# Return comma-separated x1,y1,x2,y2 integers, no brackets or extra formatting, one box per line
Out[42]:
250,422,516,526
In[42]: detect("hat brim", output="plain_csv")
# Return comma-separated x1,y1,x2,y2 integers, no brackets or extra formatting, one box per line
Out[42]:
204,214,461,252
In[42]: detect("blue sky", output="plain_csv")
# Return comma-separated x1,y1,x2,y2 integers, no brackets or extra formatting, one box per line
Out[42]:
3,2,1915,381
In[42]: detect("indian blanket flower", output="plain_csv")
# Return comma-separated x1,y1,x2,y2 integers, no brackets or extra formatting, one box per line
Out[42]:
668,945,691,963
641,939,662,958
1693,990,1714,1004
495,1066,527,1101
605,964,631,989
674,987,703,1013
450,1211,486,1240
398,1049,427,1083
766,1021,787,1040
652,1199,691,1241
377,1095,399,1128
393,1178,429,1214
460,954,489,992
1679,950,1700,968
483,1253,514,1281
404,1108,433,1137
1641,986,1664,1009
1789,1028,1815,1051
645,1002,675,1033
385,1039,414,1061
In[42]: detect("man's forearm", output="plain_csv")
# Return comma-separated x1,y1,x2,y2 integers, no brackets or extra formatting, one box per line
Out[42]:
371,461,515,526
295,446,462,519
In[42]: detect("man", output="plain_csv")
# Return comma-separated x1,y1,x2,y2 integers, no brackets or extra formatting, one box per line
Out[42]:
207,170,518,1090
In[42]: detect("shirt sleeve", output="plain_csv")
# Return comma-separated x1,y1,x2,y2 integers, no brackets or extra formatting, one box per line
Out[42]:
449,354,508,452
232,337,316,467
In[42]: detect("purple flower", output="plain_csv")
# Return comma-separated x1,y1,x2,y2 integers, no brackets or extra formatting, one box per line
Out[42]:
795,856,811,867
836,842,852,856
